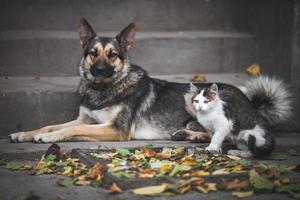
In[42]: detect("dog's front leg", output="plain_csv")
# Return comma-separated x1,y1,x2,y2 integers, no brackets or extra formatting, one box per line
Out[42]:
8,117,89,143
33,123,129,143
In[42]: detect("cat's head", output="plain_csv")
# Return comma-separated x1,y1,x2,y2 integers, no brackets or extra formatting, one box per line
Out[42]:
189,83,219,112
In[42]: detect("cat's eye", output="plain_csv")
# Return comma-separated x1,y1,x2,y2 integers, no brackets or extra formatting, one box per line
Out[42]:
204,100,209,104
192,100,199,103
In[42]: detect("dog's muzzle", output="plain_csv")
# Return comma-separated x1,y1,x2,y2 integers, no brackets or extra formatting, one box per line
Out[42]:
90,63,114,78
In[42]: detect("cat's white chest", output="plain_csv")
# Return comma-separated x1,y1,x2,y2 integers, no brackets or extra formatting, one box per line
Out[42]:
196,105,228,133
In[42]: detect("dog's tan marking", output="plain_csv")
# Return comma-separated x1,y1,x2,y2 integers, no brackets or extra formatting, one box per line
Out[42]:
34,123,130,142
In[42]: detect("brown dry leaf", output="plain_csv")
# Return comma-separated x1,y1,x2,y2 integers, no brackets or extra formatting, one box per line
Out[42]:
75,180,92,186
205,183,217,192
231,191,253,198
86,162,107,179
138,169,156,178
220,179,250,191
191,73,207,82
132,184,167,195
246,64,260,76
110,182,123,194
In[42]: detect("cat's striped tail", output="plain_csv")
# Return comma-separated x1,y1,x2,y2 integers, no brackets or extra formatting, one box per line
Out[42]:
240,75,292,126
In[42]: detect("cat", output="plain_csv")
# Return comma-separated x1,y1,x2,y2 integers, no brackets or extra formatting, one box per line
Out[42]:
184,76,292,158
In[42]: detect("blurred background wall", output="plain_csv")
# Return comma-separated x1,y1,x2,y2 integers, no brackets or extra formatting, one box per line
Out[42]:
0,0,299,137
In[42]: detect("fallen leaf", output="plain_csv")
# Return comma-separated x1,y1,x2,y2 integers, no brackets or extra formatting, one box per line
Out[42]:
117,148,131,157
288,149,300,156
191,73,207,82
86,162,107,180
0,158,7,166
132,184,167,195
212,168,230,175
220,179,249,191
45,144,61,161
110,182,123,194
249,169,274,191
231,191,253,198
169,164,192,176
246,63,260,76
205,182,217,192
14,191,40,200
263,152,288,160
75,180,91,186
57,178,74,187
227,155,241,161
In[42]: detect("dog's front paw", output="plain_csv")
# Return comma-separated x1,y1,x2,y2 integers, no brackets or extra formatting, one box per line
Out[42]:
171,130,188,141
205,144,222,153
33,133,61,143
9,132,33,143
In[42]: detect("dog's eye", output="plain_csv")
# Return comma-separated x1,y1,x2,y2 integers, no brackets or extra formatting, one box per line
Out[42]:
108,49,118,59
88,49,97,57
192,100,199,104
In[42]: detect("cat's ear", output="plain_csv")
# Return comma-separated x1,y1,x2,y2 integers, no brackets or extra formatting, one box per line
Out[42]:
190,82,199,94
208,83,218,97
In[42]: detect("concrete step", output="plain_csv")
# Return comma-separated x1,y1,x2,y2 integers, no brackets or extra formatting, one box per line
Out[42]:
0,73,251,138
0,31,257,77
0,0,251,31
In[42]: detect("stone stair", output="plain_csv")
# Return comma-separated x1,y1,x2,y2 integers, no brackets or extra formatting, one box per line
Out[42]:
0,0,297,137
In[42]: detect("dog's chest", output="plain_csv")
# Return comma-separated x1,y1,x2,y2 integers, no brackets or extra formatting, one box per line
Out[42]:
80,105,121,124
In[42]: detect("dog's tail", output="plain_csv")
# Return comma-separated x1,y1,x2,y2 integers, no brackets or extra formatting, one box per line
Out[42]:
239,75,292,126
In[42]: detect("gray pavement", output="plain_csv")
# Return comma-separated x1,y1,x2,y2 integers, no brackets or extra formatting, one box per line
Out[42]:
0,134,300,200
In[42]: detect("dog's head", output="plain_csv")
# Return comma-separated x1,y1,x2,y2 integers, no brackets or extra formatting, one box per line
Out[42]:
78,17,136,83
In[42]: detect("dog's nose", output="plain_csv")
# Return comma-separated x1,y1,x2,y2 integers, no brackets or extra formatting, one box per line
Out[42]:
90,65,106,77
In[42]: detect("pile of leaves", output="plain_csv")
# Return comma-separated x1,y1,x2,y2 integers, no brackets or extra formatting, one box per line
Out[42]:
90,146,250,179
1,144,300,199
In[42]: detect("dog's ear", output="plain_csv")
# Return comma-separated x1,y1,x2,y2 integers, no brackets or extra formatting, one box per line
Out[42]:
116,23,137,52
79,17,97,48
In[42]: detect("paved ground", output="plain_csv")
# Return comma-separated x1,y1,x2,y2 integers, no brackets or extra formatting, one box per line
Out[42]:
0,134,300,200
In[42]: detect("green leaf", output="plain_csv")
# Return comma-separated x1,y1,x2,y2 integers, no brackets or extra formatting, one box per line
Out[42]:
145,144,154,149
14,191,40,200
57,178,74,187
169,164,192,176
112,171,134,179
56,161,70,167
263,152,288,160
249,169,274,191
276,183,300,193
0,158,7,166
288,149,300,156
45,154,57,162
116,148,131,157
6,163,23,171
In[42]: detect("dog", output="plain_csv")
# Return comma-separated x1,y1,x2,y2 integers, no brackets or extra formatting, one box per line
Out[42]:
9,17,210,143
8,17,289,144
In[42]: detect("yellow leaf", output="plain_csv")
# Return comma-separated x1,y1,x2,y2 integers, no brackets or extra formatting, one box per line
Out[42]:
227,155,241,161
246,64,260,76
212,168,230,175
191,73,207,82
194,170,210,176
132,184,167,195
231,191,253,198
232,165,242,171
203,160,212,167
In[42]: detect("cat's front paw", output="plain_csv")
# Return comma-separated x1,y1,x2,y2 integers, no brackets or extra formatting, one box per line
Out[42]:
205,145,222,153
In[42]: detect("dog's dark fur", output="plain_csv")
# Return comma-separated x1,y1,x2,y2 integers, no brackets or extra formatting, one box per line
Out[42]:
9,17,209,143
